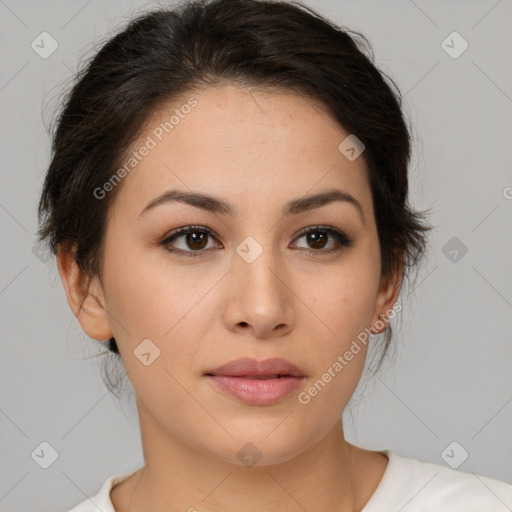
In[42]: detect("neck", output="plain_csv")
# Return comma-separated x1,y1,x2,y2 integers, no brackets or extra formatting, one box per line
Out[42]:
125,402,357,512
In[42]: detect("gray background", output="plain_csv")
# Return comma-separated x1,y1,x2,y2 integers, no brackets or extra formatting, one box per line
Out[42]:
1,0,511,510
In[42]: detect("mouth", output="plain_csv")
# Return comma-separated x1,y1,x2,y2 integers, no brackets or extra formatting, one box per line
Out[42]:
205,374,294,379
205,357,305,378
204,357,305,405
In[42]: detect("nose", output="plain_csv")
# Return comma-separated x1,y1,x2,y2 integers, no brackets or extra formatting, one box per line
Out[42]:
222,241,295,339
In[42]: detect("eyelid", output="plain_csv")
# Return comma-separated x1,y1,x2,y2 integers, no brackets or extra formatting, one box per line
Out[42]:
291,224,354,251
159,224,353,257
160,224,221,249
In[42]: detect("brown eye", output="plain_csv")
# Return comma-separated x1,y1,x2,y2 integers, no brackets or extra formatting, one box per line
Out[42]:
159,224,353,259
183,231,208,250
160,225,220,257
293,226,353,255
306,231,328,249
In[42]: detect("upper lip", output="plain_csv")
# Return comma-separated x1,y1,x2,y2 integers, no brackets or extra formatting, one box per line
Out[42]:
205,357,305,378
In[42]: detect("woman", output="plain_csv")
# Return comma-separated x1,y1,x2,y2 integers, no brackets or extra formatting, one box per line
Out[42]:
36,0,512,510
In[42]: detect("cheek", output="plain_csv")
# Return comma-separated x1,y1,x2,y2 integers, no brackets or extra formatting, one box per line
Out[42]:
103,230,203,330
295,264,378,398
307,266,378,345
104,256,229,393
296,282,374,418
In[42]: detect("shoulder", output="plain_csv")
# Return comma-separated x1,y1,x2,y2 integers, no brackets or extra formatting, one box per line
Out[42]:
364,449,512,511
63,469,139,512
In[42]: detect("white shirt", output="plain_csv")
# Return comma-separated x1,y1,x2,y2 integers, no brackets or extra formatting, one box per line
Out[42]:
67,449,512,511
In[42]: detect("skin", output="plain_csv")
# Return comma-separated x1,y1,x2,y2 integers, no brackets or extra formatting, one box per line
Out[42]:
57,83,402,511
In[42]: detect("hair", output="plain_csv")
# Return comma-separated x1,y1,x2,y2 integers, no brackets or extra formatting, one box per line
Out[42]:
37,0,433,398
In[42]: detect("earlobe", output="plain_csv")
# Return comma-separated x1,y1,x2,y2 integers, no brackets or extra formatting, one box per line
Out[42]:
56,244,114,341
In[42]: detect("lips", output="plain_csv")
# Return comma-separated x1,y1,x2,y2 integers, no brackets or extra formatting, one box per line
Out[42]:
205,357,305,405
205,357,305,378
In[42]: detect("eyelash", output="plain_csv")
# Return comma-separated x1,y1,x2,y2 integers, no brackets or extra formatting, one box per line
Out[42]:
159,224,354,259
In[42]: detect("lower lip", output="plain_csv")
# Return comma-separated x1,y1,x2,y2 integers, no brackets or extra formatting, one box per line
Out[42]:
206,375,303,405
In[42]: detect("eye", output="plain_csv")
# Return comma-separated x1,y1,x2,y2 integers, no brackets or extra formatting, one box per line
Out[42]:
292,225,354,256
159,224,354,258
159,225,221,258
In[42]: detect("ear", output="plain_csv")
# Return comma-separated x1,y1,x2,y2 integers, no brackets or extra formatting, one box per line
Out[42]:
371,252,403,334
56,244,113,341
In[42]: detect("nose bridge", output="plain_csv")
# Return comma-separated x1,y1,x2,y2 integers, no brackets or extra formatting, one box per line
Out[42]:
226,229,294,333
234,232,282,296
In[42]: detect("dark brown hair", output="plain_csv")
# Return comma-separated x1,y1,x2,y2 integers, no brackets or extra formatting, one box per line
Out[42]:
37,0,433,392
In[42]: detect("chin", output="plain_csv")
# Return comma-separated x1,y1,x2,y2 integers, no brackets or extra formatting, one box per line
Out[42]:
204,428,312,468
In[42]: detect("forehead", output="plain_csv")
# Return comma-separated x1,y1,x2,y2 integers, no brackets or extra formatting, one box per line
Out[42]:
110,83,372,220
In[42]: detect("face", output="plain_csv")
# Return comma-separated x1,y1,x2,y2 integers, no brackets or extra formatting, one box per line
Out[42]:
61,83,399,466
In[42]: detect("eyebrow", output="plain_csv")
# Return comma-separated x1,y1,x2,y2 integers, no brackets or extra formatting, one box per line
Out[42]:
138,188,364,224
